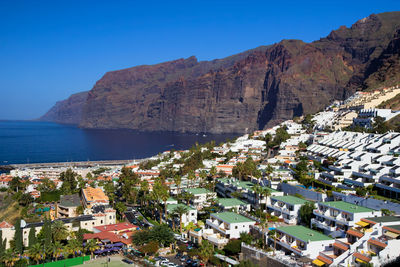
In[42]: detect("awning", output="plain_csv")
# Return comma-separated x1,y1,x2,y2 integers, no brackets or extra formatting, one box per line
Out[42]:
356,258,367,264
356,221,369,227
312,259,325,266
384,231,400,238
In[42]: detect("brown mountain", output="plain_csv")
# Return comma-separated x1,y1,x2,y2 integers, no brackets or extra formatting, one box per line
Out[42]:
41,12,400,133
39,91,88,124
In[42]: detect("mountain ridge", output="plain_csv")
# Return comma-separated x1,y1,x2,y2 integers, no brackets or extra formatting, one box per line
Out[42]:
40,11,400,134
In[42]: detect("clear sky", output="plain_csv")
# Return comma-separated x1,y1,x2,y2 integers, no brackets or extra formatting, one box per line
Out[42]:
1,0,399,120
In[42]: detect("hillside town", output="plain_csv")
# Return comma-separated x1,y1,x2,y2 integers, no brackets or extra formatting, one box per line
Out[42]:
1,85,400,267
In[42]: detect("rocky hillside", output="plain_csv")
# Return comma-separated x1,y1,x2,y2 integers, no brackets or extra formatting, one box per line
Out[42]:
39,91,88,124
41,12,400,133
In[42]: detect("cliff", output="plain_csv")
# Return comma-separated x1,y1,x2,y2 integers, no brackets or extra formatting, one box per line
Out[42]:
42,12,400,133
39,91,88,124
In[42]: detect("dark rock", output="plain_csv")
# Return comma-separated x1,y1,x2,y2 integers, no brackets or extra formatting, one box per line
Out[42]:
41,12,400,134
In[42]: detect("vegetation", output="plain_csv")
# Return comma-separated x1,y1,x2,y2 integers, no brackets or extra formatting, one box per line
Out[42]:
299,202,315,226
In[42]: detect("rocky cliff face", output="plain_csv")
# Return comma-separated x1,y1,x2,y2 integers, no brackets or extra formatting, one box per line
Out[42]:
39,91,88,124
42,12,400,133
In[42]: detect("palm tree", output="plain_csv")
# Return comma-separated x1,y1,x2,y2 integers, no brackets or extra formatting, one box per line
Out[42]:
261,187,271,211
51,220,68,242
49,241,63,261
259,215,267,249
2,249,18,267
252,184,262,208
28,243,46,264
85,239,99,259
172,205,189,234
199,170,207,187
188,170,196,188
268,230,278,255
198,240,214,265
65,239,82,258
173,175,182,194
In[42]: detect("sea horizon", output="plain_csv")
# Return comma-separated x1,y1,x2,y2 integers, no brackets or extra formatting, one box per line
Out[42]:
0,120,238,165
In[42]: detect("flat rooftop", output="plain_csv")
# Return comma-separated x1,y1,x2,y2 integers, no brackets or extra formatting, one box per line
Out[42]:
271,195,309,205
185,188,213,195
166,203,195,212
277,225,333,242
320,201,376,213
217,198,247,207
362,216,400,224
211,212,255,224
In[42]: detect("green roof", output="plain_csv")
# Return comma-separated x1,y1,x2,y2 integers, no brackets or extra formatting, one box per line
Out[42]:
185,188,213,195
166,203,195,212
277,226,333,242
211,212,255,224
59,194,80,207
271,195,309,205
320,201,376,214
167,197,177,202
217,198,248,207
364,216,400,223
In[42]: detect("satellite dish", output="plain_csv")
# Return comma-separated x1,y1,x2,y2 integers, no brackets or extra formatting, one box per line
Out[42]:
20,220,26,228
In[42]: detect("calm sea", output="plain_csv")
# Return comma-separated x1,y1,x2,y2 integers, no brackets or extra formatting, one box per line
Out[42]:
0,121,238,165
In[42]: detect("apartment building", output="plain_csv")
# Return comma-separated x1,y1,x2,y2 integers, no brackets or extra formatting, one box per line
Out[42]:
217,198,251,212
82,186,109,209
271,225,334,259
205,212,256,239
183,188,217,208
166,203,197,226
267,195,309,224
57,194,81,218
312,201,381,238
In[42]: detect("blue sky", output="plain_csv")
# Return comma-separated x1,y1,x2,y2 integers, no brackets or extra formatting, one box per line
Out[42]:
1,0,399,120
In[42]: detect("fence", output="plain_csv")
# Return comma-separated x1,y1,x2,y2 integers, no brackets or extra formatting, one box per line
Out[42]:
29,255,91,267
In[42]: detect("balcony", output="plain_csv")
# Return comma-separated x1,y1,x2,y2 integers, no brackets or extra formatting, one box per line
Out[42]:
311,218,335,232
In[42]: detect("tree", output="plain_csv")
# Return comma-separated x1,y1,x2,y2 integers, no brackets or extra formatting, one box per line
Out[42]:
115,202,127,220
239,232,253,245
60,169,78,194
2,249,18,267
299,202,315,226
119,167,140,203
28,243,45,264
28,227,37,248
37,178,56,193
223,239,241,256
139,241,159,256
268,230,278,255
85,239,99,259
188,170,196,187
149,225,174,247
172,205,189,234
173,175,182,195
65,239,82,258
198,240,214,264
51,220,68,242
210,166,217,178
19,192,33,206
13,219,23,255
49,241,64,260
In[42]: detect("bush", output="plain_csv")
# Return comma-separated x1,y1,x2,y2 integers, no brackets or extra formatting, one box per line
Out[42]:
223,239,241,256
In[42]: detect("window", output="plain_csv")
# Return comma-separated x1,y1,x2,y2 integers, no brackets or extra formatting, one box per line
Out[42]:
235,226,238,229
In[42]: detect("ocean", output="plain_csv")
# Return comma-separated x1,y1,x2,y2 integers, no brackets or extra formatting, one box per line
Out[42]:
0,121,238,165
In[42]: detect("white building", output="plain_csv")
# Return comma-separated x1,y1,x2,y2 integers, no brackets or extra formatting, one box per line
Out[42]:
312,201,381,238
271,225,334,259
206,211,256,239
267,195,309,224
183,188,217,208
166,203,197,226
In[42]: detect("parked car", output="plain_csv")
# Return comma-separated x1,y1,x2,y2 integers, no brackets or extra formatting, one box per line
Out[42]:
122,258,134,264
